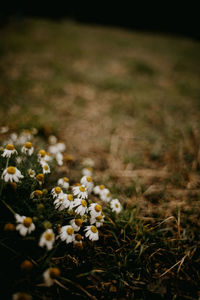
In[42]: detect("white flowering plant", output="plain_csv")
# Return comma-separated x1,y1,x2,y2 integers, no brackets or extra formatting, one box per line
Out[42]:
0,128,124,299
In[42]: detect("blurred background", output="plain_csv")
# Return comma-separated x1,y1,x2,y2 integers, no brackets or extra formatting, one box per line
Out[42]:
0,2,200,199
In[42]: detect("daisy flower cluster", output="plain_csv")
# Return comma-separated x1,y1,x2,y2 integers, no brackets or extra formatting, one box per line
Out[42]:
0,128,123,297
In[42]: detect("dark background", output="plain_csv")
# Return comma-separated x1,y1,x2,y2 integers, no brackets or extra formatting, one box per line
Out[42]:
0,2,199,39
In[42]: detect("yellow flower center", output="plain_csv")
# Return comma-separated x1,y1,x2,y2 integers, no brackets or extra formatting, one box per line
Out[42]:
34,190,43,197
100,185,105,190
95,204,102,212
63,177,69,182
43,165,49,171
107,193,111,197
91,226,97,233
44,232,54,241
38,149,46,157
96,215,103,221
7,166,16,174
67,227,74,235
79,186,85,192
81,200,87,207
75,233,82,241
9,182,17,190
23,217,32,228
24,142,32,149
75,219,83,226
115,204,119,208
6,144,14,150
86,176,92,182
36,173,44,182
20,260,33,271
55,187,61,194
49,267,60,278
67,194,73,201
4,223,15,231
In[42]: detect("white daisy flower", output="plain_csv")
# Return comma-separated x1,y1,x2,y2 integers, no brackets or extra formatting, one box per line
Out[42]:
88,203,102,218
15,214,35,236
18,130,33,144
16,156,22,164
43,267,60,287
57,177,69,189
42,163,51,174
73,198,88,216
51,186,63,199
72,185,88,199
27,168,36,178
37,149,47,160
48,144,59,155
80,176,94,193
110,199,122,214
84,225,99,241
70,218,83,232
56,142,66,152
21,141,34,156
93,185,105,195
73,233,83,247
59,225,75,244
2,166,24,183
48,135,57,145
2,144,17,158
82,158,95,167
100,188,112,202
90,214,104,228
0,126,9,134
81,167,93,177
30,189,43,199
10,133,18,143
39,229,55,251
55,152,63,166
53,193,72,211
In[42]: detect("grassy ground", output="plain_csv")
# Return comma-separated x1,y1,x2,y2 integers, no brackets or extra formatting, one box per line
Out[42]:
0,19,200,299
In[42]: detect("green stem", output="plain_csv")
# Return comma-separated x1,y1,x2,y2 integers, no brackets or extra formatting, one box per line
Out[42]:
1,199,16,215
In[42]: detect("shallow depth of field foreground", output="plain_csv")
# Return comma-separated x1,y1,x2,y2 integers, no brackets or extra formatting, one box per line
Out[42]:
0,19,200,300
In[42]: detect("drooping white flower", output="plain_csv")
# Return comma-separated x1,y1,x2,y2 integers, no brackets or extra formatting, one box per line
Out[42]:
15,214,35,236
27,168,36,178
53,193,73,211
90,214,104,228
110,199,122,214
2,166,24,182
39,229,55,251
56,142,66,152
2,144,17,158
72,185,88,199
55,152,63,166
73,198,88,216
21,141,34,156
80,176,94,193
70,218,83,232
51,186,63,199
43,267,60,287
100,188,112,202
73,233,83,247
59,225,75,244
93,185,105,195
57,177,69,190
88,203,102,218
84,225,99,241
